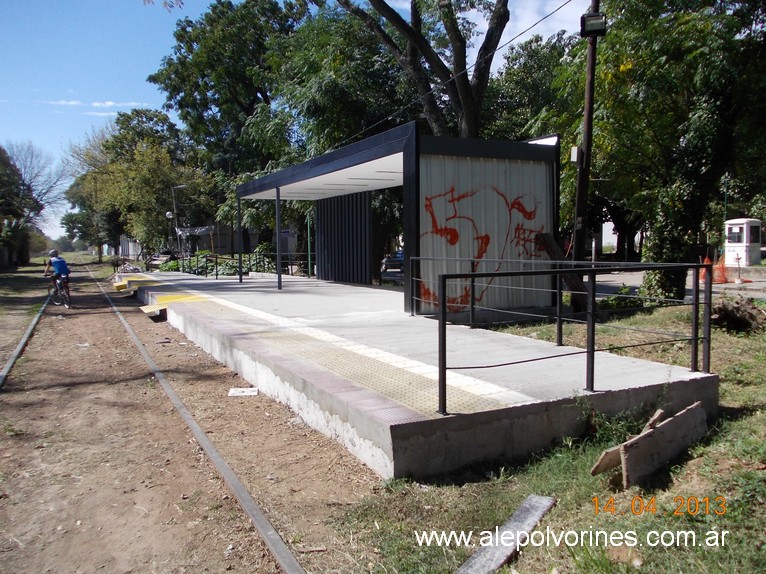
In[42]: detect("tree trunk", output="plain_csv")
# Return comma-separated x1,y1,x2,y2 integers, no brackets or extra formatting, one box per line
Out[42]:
339,0,509,138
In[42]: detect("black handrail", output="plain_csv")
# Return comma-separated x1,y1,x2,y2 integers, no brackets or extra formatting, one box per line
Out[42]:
420,260,713,415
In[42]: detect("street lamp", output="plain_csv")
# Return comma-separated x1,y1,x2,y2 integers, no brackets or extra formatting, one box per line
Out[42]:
165,211,173,250
580,12,607,37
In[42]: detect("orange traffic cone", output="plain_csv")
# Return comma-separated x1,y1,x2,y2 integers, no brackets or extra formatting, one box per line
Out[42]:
712,257,728,284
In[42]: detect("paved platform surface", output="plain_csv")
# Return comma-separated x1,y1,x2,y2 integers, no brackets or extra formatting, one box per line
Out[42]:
116,271,720,478
123,272,713,412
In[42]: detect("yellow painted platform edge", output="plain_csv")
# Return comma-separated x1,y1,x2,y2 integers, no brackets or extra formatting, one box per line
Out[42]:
140,303,166,315
155,294,206,304
140,294,207,314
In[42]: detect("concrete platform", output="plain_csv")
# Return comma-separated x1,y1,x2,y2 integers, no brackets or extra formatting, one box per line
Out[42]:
116,272,719,479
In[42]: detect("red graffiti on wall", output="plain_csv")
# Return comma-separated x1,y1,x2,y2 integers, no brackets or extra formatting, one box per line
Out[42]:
514,221,546,257
420,185,544,310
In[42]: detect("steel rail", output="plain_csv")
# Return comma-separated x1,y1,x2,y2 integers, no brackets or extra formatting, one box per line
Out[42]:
89,266,306,574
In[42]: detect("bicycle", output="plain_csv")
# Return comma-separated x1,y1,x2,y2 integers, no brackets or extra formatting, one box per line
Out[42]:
45,273,71,308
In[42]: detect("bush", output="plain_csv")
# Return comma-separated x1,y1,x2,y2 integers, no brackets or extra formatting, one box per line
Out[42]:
159,259,180,272
217,260,240,275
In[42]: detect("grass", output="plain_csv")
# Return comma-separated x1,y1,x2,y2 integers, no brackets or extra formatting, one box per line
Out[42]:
341,302,766,573
0,262,51,348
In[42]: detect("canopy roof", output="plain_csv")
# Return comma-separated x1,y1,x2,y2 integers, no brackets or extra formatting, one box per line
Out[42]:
236,122,559,203
237,123,413,201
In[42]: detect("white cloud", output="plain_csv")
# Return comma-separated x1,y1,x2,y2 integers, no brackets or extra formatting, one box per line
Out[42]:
91,100,147,108
46,100,86,106
506,1,580,44
84,111,119,117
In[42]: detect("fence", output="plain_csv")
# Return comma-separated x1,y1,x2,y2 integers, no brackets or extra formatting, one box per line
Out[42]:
408,258,713,415
175,251,314,279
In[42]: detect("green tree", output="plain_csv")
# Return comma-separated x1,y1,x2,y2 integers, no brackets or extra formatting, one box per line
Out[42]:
483,32,575,141
268,6,412,264
104,109,183,163
0,217,30,267
273,6,412,155
0,145,32,220
63,173,120,263
210,6,412,260
65,128,121,260
148,0,308,173
100,144,216,251
598,2,742,297
336,0,511,137
534,2,757,297
65,113,217,258
712,0,766,222
150,0,512,138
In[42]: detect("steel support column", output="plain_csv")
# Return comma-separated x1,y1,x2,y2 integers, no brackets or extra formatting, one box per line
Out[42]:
276,187,282,291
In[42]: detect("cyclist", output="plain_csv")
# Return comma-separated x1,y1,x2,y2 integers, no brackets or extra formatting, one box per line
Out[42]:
44,250,71,300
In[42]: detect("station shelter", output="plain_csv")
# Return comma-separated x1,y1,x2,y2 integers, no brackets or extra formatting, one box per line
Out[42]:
236,122,560,313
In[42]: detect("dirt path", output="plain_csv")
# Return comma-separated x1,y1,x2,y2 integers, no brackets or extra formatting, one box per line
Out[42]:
0,265,380,573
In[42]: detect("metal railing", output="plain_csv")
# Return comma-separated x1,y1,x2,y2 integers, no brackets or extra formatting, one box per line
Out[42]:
175,251,315,280
409,258,713,415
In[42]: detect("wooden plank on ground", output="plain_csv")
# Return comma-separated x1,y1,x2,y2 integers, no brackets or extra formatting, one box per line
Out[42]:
641,408,666,434
590,445,622,476
455,495,556,574
621,401,707,488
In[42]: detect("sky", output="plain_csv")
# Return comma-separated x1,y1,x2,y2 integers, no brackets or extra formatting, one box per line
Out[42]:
1,0,586,238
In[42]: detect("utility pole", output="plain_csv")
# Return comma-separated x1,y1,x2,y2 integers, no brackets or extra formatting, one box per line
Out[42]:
572,1,606,261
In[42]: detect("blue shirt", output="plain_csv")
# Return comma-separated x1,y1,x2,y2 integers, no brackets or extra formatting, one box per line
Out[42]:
50,256,70,276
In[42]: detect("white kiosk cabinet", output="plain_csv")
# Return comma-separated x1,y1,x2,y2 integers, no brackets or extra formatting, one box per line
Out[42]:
724,218,761,266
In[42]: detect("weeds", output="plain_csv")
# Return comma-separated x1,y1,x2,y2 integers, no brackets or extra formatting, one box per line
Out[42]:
598,284,644,312
573,395,655,447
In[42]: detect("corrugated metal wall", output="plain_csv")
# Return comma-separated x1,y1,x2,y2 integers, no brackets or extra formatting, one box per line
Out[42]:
119,236,142,259
315,192,373,284
418,154,553,313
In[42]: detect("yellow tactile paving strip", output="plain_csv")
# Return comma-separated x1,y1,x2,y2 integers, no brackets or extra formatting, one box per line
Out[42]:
183,300,506,417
